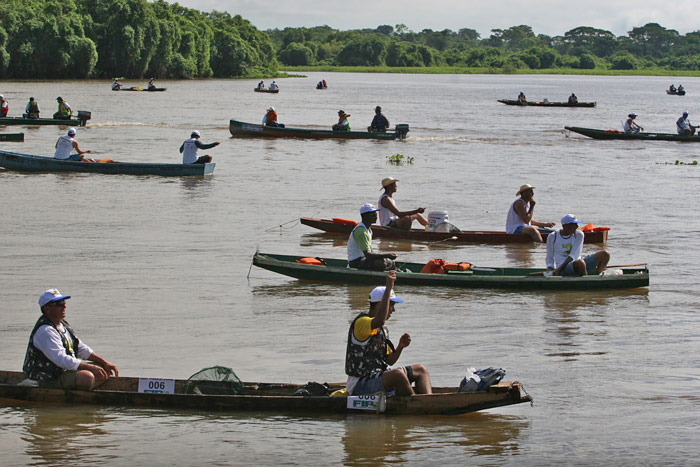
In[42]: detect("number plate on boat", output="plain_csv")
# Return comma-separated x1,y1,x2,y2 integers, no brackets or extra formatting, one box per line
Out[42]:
347,392,386,412
138,378,175,394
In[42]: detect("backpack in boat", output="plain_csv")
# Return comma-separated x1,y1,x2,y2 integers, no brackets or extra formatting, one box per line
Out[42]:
458,367,505,393
183,365,243,395
290,381,332,396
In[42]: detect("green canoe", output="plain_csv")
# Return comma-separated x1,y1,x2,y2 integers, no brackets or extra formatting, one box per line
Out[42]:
252,252,649,291
0,132,24,142
229,119,409,140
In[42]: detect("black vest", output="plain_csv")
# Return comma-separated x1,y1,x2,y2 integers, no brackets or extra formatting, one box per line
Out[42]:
345,313,394,378
23,315,80,382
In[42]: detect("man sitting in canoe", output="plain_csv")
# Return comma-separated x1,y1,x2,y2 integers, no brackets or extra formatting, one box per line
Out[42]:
332,110,351,131
54,128,93,162
257,80,265,90
112,79,122,90
676,111,696,136
345,270,432,396
623,113,643,134
505,184,555,242
269,81,278,91
23,288,119,389
180,130,219,164
568,93,578,104
378,177,428,230
262,106,284,128
348,203,397,270
368,105,390,132
147,78,156,90
23,97,40,118
517,91,527,104
53,96,72,120
546,214,610,276
0,94,8,117
669,84,677,93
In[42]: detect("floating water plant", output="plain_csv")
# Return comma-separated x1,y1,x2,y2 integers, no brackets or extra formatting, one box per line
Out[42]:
386,153,414,165
656,160,698,165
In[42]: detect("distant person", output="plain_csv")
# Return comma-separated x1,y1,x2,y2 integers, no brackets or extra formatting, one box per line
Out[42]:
676,111,696,136
545,214,610,276
147,78,156,90
517,91,527,104
180,130,219,164
112,79,122,90
54,128,93,162
53,96,72,120
257,80,265,90
678,84,684,93
262,106,284,127
568,93,578,104
0,94,8,117
368,106,390,132
623,113,643,134
23,288,118,389
345,270,432,396
669,84,677,93
505,184,555,242
347,203,397,271
24,97,40,119
333,110,351,131
269,80,278,91
378,177,428,230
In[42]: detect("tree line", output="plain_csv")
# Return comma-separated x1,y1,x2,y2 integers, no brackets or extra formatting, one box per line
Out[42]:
267,23,700,71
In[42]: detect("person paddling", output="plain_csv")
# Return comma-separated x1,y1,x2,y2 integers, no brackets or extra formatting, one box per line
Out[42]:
180,130,219,164
676,111,696,136
623,113,643,134
54,128,93,162
332,110,351,131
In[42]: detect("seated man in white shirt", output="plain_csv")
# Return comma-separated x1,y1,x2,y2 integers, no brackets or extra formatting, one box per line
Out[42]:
23,289,118,389
546,214,610,276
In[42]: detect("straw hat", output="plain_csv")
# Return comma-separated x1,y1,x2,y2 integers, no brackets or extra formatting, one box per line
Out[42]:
381,177,399,189
516,184,535,196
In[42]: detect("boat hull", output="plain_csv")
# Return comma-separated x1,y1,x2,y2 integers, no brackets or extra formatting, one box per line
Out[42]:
565,126,700,142
0,116,87,126
666,90,686,95
113,87,167,92
229,120,406,140
0,132,24,142
0,150,214,176
253,253,649,291
301,217,608,244
254,88,279,93
0,370,531,416
498,99,596,107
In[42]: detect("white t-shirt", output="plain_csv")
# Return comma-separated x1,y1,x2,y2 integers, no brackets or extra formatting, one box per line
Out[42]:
54,135,75,159
347,222,371,261
546,230,584,269
378,193,398,226
181,138,198,164
32,323,93,371
505,199,529,234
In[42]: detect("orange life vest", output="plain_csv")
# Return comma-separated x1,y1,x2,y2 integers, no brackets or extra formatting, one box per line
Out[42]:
295,257,326,266
420,259,447,274
332,218,358,226
266,110,278,123
444,262,471,271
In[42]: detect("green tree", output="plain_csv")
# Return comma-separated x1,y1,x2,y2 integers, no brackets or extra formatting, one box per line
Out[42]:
336,37,386,66
279,42,313,65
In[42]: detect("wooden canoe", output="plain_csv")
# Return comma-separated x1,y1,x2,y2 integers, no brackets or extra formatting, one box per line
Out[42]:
254,88,279,93
666,89,685,95
0,370,531,416
300,217,608,244
498,99,596,107
0,150,215,176
113,87,167,92
0,132,24,142
566,126,700,142
252,252,649,291
229,120,409,140
0,114,90,127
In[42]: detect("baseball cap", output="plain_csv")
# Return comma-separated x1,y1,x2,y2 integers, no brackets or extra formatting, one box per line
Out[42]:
561,214,583,225
38,288,71,308
369,286,404,303
360,203,378,214
191,130,201,137
67,128,77,136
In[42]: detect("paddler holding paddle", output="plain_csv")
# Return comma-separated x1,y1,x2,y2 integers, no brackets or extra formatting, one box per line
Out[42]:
180,130,219,164
54,128,94,162
545,214,610,276
505,184,555,242
23,289,118,389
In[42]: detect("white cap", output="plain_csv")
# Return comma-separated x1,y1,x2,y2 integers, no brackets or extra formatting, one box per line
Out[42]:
360,203,378,214
0,94,4,99
67,128,77,136
561,214,583,225
268,106,275,111
191,130,201,137
369,286,404,303
38,288,71,308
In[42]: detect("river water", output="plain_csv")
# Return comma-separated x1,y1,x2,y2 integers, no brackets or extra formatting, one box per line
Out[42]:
1,73,699,465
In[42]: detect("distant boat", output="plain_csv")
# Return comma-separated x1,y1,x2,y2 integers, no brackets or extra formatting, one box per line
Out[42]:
0,111,91,127
0,132,24,142
113,87,167,92
0,150,215,176
566,126,700,142
230,120,410,140
666,89,686,96
316,83,327,89
254,88,279,93
498,99,596,107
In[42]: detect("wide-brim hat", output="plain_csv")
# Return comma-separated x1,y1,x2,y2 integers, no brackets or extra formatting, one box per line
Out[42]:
516,184,535,196
381,177,399,189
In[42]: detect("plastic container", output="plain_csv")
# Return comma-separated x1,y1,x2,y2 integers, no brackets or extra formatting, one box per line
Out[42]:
427,211,448,231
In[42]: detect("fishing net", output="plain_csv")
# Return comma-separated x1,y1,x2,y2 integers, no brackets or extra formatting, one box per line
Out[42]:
183,366,243,395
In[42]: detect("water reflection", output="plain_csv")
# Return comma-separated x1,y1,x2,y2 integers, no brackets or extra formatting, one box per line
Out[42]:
179,176,213,197
504,243,539,267
341,413,529,463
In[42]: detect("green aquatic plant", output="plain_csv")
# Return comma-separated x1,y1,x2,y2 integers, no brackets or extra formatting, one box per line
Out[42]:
386,153,414,165
656,160,698,165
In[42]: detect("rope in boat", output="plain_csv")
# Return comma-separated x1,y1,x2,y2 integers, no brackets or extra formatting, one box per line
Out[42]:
264,211,320,233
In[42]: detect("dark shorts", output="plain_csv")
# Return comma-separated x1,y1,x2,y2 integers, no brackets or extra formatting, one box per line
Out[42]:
188,155,211,164
348,256,395,271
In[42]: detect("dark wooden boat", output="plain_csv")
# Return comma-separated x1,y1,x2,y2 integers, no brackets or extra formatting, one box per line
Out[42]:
113,87,167,92
253,252,649,291
300,217,608,244
666,89,686,96
254,88,279,93
498,99,596,107
0,132,24,142
0,370,531,416
230,120,409,140
565,126,700,142
0,111,91,127
0,150,215,176
316,84,327,89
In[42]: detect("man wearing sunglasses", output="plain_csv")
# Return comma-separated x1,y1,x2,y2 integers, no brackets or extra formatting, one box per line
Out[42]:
23,289,118,389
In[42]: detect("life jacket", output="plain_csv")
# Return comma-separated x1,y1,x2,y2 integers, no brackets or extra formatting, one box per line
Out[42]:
266,110,277,123
345,313,393,378
420,259,447,274
332,218,358,226
444,262,471,272
27,101,39,114
23,315,80,383
295,257,326,266
58,101,70,116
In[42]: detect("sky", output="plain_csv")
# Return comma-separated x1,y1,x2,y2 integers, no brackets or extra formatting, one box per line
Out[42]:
171,0,698,37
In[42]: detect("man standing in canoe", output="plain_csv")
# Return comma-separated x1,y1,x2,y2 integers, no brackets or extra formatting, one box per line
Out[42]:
347,203,397,270
345,270,432,396
368,105,390,132
378,177,428,230
54,128,93,162
0,94,8,117
332,110,351,131
180,130,219,164
505,184,555,242
676,111,696,136
546,214,610,276
23,289,118,389
53,96,72,120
